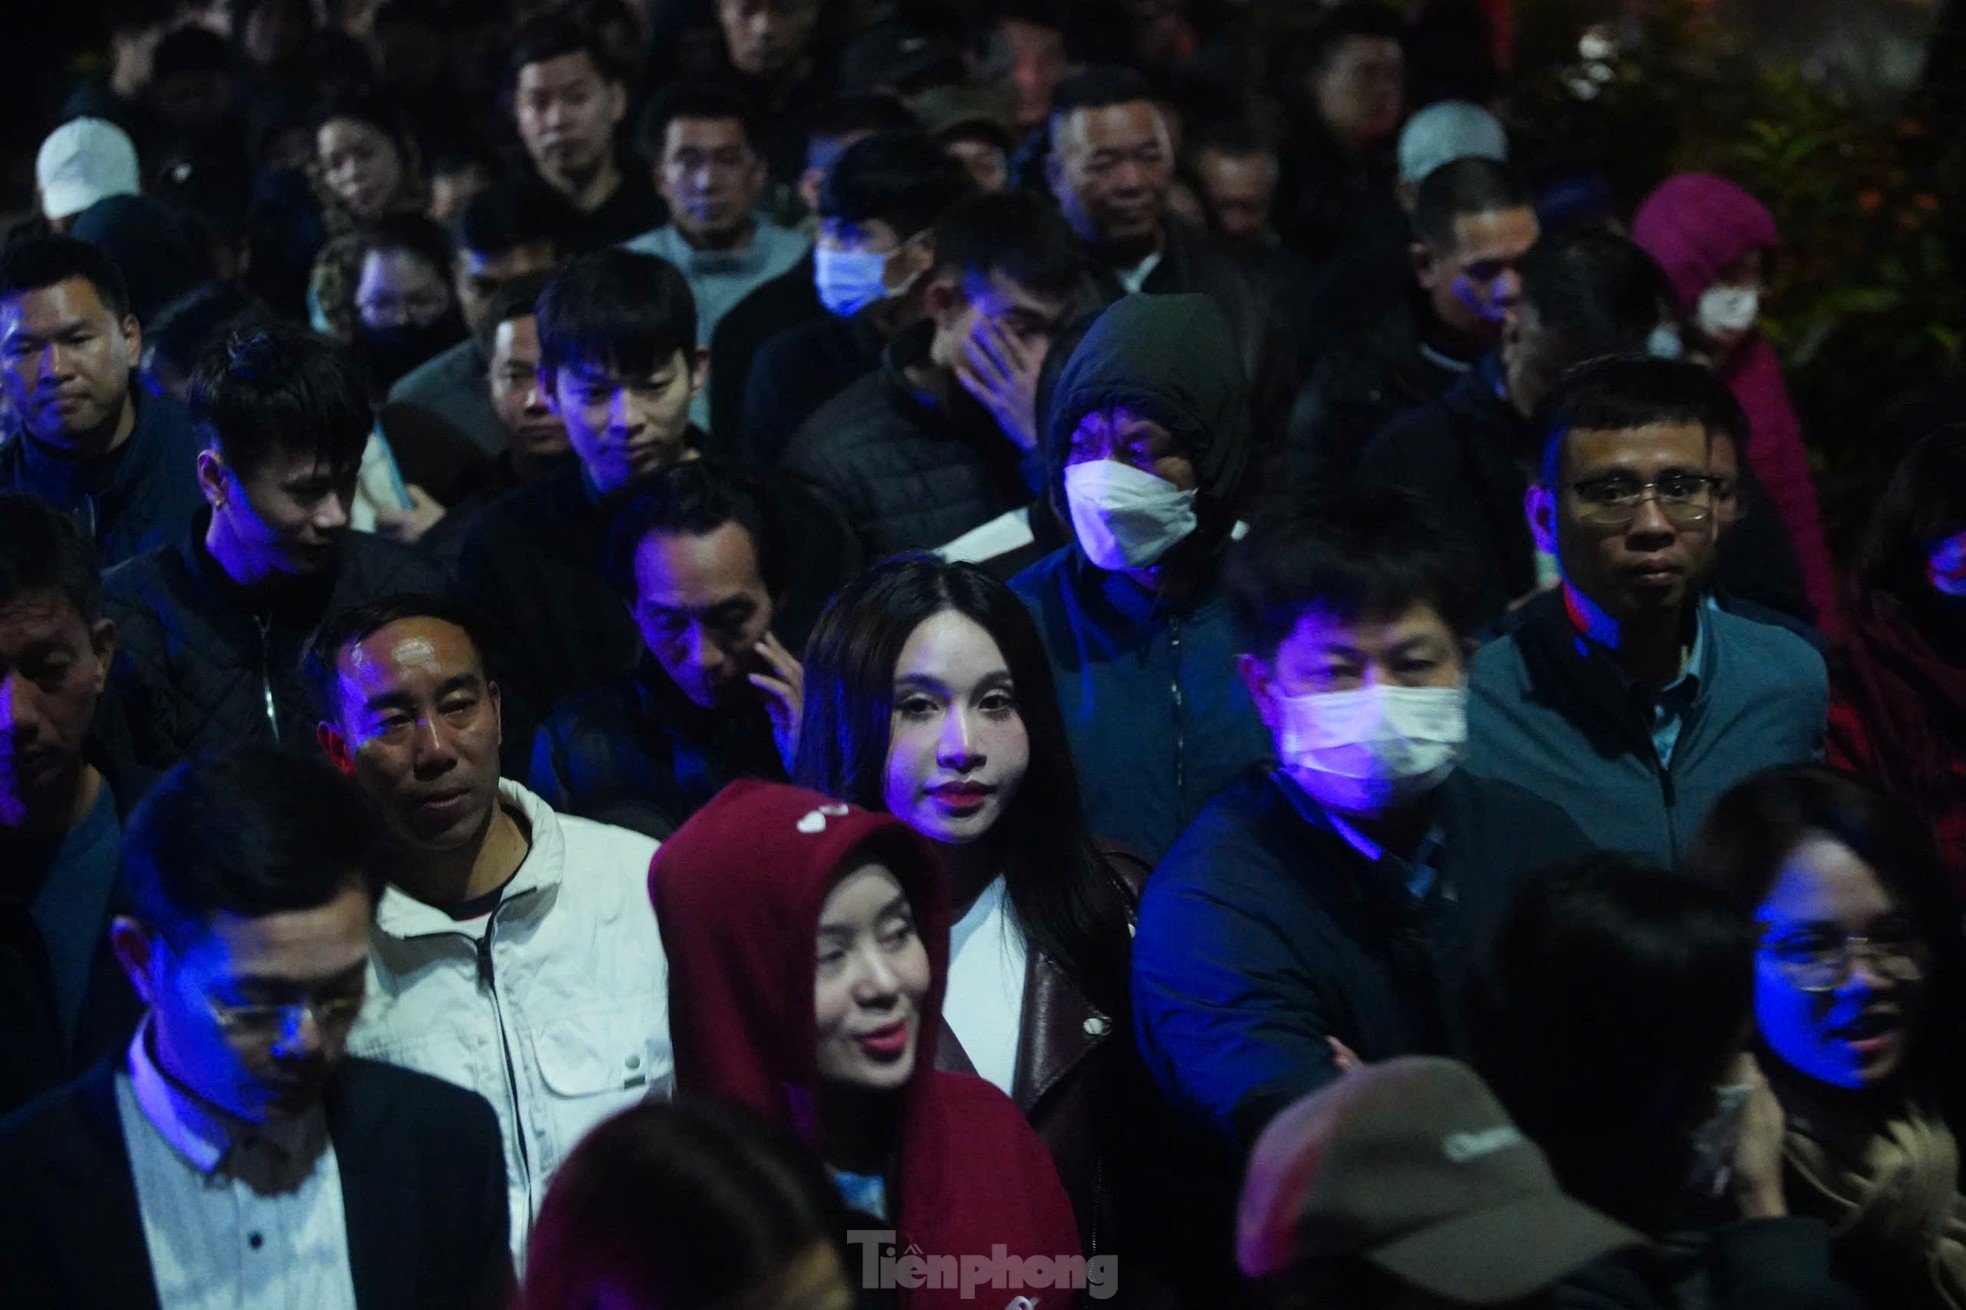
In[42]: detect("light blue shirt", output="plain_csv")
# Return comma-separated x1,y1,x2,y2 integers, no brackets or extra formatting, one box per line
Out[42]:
623,216,810,433
1644,612,1707,768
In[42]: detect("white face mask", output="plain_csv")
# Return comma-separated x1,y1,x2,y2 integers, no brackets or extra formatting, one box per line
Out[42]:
1063,459,1198,571
1272,683,1468,816
813,240,924,319
1696,284,1760,338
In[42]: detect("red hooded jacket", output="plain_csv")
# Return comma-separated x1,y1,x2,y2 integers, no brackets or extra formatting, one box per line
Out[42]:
649,779,1084,1310
1631,172,1841,637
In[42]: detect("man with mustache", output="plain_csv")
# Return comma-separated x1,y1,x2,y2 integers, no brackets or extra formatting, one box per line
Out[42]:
1465,353,1827,865
0,236,205,568
0,746,513,1309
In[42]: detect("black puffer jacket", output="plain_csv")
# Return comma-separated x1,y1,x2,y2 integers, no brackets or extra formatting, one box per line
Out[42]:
778,322,1035,556
0,387,206,569
102,514,445,769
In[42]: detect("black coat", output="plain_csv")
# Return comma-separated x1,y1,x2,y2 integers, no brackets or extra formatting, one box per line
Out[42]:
0,1056,511,1310
778,324,1036,556
739,302,885,469
102,517,446,770
529,664,787,840
708,252,823,455
0,387,206,570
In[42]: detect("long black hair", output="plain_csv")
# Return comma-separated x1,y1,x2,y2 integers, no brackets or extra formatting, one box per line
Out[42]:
1856,423,1966,615
794,554,1134,1019
1468,855,1754,1237
1692,765,1966,1118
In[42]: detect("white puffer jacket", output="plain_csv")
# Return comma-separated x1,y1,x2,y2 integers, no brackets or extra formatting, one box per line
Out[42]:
348,780,670,1256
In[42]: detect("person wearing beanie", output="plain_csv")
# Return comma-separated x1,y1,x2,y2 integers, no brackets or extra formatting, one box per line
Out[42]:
36,118,142,232
1631,173,1840,638
1007,292,1271,864
1238,1057,1642,1305
650,779,1083,1310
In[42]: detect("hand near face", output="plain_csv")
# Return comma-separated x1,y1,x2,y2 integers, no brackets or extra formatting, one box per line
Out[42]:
956,315,1045,454
1727,1052,1788,1219
748,631,804,772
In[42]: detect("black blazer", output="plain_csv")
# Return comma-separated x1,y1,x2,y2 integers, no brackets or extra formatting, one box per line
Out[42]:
0,1055,512,1310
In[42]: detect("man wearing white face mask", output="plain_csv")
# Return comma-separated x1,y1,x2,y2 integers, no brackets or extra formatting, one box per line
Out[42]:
736,130,973,466
1007,292,1272,865
1132,489,1590,1150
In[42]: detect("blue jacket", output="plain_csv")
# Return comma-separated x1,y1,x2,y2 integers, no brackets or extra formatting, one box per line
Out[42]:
1134,767,1590,1147
1009,544,1270,864
1466,589,1827,865
0,387,204,569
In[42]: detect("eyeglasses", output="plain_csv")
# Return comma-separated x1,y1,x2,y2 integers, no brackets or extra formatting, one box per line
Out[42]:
204,992,366,1039
1760,926,1930,993
1567,473,1720,527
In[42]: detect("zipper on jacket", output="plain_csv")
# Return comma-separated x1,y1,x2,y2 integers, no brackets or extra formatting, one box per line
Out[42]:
252,613,279,741
475,913,533,1232
1168,614,1185,807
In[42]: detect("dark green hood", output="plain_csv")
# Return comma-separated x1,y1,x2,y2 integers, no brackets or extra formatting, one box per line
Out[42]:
1041,292,1251,507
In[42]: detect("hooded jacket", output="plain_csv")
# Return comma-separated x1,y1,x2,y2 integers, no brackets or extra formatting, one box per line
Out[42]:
650,780,1082,1310
1014,294,1270,863
1631,173,1839,636
1041,292,1251,515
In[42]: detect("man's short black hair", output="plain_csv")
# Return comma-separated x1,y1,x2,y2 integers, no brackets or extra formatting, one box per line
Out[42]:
0,493,102,624
506,12,620,92
122,745,383,949
819,130,974,237
1050,65,1155,123
485,270,555,333
146,282,273,381
634,83,762,166
605,461,776,598
535,248,697,381
451,179,567,263
1412,157,1530,252
1187,118,1279,165
1536,354,1730,488
301,591,495,721
1225,486,1478,658
189,325,372,483
930,191,1084,306
0,234,133,321
153,23,233,78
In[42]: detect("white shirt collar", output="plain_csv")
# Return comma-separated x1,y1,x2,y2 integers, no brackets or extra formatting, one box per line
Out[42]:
126,1016,325,1178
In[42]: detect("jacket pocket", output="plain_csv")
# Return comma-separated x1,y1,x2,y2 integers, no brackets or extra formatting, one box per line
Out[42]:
532,998,672,1098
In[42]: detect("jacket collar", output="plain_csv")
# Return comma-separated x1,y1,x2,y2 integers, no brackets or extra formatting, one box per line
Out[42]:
372,780,563,940
11,383,157,498
174,506,341,621
1512,588,1712,749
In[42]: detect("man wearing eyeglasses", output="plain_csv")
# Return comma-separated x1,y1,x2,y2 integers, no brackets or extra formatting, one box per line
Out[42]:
1464,353,1827,865
0,746,513,1309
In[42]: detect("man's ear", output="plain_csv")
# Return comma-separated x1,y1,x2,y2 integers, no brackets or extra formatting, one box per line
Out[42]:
924,276,962,325
687,345,710,399
89,617,117,693
110,916,160,1007
1526,483,1559,558
604,80,627,129
194,447,228,511
120,313,143,365
317,721,356,775
1409,240,1439,291
1044,151,1065,200
1236,652,1277,732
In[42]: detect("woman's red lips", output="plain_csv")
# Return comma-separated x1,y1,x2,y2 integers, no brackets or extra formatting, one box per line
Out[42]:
927,781,991,798
855,1021,911,1060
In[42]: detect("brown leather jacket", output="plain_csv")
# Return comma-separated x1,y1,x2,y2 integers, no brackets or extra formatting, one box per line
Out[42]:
934,847,1190,1306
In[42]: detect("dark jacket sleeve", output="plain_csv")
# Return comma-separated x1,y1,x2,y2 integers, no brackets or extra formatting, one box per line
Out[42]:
1555,1219,1858,1310
1132,831,1342,1148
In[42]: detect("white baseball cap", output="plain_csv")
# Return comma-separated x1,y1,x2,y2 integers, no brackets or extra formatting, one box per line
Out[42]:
1397,101,1508,190
37,118,142,222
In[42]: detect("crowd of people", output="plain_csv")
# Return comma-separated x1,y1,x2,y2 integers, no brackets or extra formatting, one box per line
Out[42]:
3,0,1964,1307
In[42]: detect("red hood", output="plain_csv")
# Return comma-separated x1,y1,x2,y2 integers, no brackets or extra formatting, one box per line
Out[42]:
649,780,1081,1306
1631,171,1781,312
650,778,950,1142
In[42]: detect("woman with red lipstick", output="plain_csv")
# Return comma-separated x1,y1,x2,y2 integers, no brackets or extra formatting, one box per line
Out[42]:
794,555,1197,1302
649,779,1082,1310
1695,766,1966,1309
